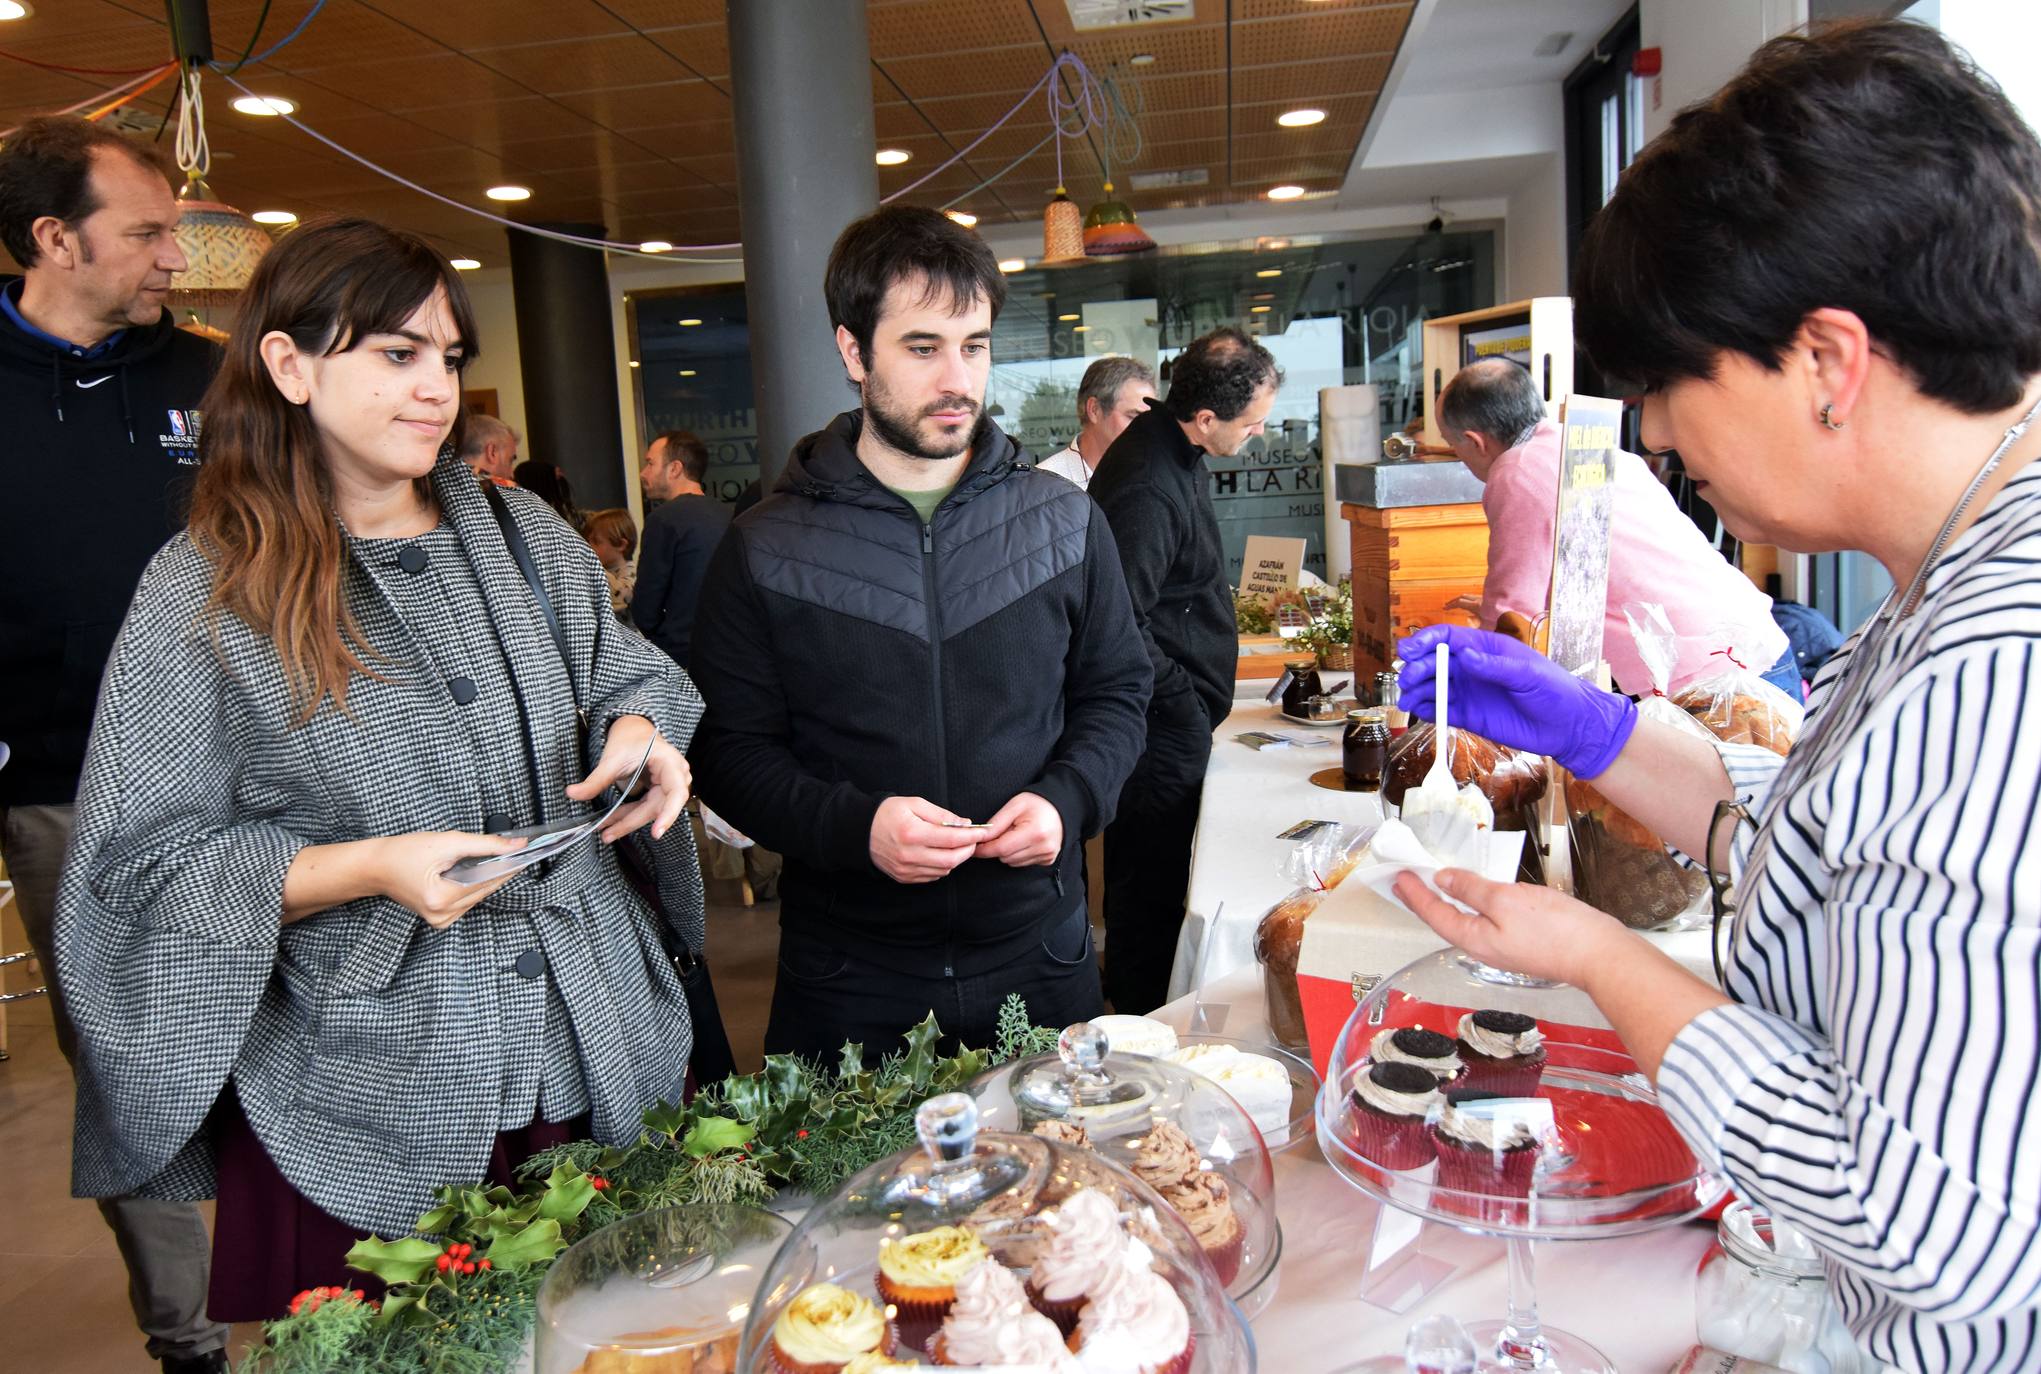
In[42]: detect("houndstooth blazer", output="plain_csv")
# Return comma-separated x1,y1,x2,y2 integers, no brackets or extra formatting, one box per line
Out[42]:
54,453,705,1238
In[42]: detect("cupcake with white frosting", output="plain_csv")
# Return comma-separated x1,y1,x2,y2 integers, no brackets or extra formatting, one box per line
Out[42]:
1369,1026,1464,1085
1454,1010,1547,1096
1346,1060,1444,1169
1430,1091,1541,1198
1068,1237,1194,1374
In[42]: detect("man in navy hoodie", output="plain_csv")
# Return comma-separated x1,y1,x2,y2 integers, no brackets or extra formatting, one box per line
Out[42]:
0,118,227,1372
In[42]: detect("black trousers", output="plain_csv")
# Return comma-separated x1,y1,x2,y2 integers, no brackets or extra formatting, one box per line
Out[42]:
1102,710,1212,1015
764,902,1103,1063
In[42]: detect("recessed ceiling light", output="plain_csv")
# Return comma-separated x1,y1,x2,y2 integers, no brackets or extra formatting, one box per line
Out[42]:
450,258,481,270
680,369,697,377
639,240,672,252
1250,305,1272,313
1277,108,1325,128
679,318,703,326
1255,268,1282,278
875,148,911,166
1251,292,1275,301
944,209,977,227
1267,184,1306,201
1059,313,1080,322
0,1,31,18
628,360,640,368
486,185,532,202
251,210,297,225
1129,53,1156,66
998,258,1027,273
231,95,294,116
1072,324,1089,332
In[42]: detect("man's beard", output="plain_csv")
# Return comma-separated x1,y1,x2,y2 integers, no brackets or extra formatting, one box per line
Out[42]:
861,367,985,462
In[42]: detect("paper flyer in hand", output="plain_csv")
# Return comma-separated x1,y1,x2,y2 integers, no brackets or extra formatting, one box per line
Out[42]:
443,737,655,885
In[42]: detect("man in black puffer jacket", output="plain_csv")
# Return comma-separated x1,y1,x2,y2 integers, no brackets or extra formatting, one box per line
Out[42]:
689,206,1151,1059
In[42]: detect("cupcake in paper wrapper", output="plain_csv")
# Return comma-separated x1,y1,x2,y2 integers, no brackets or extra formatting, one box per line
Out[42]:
1346,1061,1444,1169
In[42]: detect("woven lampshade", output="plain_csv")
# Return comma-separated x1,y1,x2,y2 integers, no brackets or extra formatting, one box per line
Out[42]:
1082,182,1155,256
1043,189,1085,263
169,179,273,312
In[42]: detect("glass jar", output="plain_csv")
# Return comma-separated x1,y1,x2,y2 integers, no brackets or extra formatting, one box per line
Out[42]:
1378,667,1409,735
1280,659,1322,716
1694,1202,1862,1373
1342,711,1390,789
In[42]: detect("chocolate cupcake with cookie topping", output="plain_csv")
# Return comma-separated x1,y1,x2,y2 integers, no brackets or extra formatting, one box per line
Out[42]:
1368,1026,1464,1085
1454,1010,1547,1096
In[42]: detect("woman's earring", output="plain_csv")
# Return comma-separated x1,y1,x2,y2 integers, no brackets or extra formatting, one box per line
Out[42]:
1819,403,1846,431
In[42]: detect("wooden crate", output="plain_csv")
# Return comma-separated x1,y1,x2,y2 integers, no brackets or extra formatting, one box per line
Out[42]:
1344,500,1491,679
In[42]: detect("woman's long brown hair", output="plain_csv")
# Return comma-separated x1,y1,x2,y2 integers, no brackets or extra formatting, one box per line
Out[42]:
186,217,481,723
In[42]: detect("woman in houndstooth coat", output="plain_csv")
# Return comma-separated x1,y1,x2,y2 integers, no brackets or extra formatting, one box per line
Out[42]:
53,219,706,1319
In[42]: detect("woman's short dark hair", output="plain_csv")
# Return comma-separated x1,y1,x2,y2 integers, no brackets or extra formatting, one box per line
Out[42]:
824,205,1007,366
0,117,171,268
1575,19,2041,415
1164,327,1283,422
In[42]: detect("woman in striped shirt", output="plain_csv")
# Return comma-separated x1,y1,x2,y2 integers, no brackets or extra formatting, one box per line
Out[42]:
1393,21,2041,1373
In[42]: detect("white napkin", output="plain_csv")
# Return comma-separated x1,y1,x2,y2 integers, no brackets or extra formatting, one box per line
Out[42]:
1348,818,1526,913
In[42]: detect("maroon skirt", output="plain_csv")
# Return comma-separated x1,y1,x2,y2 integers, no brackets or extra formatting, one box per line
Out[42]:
207,1094,589,1323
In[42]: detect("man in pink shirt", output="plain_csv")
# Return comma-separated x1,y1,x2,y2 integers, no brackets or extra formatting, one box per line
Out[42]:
1438,358,1794,697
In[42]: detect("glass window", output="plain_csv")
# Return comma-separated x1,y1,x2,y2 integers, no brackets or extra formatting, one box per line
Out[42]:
629,226,1495,583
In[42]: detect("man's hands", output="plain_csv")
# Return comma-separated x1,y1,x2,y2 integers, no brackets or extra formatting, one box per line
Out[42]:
870,797,985,883
975,792,1063,867
567,714,692,843
869,792,1066,882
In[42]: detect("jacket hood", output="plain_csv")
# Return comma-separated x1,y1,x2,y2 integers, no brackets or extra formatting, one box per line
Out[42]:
0,275,185,442
777,409,1032,511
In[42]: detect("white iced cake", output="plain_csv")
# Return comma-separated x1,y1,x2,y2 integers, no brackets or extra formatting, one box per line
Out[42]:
1164,1042,1294,1142
1089,1014,1179,1058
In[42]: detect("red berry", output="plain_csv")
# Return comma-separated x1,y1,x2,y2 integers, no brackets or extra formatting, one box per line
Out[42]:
462,1261,476,1274
436,1254,453,1272
478,1259,492,1271
590,1177,608,1190
351,1290,364,1301
289,1296,305,1315
797,1130,809,1139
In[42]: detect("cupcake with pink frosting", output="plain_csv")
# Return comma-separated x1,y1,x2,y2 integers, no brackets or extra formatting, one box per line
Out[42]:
1068,1237,1195,1374
925,1256,1078,1369
1023,1187,1128,1335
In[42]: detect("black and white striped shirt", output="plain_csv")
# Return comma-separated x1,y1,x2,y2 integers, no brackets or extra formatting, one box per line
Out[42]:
1658,463,2041,1374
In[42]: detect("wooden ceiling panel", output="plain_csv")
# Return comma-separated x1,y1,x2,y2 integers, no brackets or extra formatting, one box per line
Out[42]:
376,0,633,51
474,35,699,95
1232,54,1393,103
1233,4,1412,64
876,45,1053,102
598,0,743,28
868,0,1044,58
635,23,732,81
285,55,538,112
365,95,594,145
1233,0,1405,17
1066,25,1226,76
548,83,733,130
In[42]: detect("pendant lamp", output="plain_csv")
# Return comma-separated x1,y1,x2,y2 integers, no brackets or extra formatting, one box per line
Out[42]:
167,68,272,315
1082,180,1155,256
1044,187,1085,263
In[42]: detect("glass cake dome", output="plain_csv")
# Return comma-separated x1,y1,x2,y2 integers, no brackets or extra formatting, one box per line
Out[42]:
735,1091,1256,1372
1315,949,1726,1238
967,1023,1282,1322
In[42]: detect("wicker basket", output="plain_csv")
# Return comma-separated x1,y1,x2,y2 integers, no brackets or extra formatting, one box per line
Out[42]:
1315,645,1355,672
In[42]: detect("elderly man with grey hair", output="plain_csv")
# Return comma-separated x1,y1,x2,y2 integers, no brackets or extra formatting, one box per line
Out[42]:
458,412,520,486
1038,354,1157,491
1438,356,1792,696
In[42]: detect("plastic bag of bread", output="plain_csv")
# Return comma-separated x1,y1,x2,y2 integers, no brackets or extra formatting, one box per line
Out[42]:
1383,723,1547,825
1624,601,1804,752
1253,822,1377,1048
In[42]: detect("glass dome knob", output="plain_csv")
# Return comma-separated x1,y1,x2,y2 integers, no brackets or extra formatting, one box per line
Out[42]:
1058,1022,1111,1080
916,1092,980,1164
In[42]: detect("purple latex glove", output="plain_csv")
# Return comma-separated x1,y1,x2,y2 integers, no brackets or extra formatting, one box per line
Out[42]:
1395,625,1637,779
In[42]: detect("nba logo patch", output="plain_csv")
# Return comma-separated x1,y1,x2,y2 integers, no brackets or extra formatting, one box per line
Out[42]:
167,410,189,437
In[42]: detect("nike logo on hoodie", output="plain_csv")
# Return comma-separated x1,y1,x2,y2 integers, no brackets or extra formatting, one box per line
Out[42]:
77,375,114,389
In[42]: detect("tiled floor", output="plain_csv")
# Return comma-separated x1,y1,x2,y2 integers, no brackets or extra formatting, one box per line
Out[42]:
0,880,785,1372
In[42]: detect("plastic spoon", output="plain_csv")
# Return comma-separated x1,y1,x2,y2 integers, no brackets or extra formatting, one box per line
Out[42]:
1401,641,1493,865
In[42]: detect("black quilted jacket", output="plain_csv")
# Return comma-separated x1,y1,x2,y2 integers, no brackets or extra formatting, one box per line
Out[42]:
688,411,1152,977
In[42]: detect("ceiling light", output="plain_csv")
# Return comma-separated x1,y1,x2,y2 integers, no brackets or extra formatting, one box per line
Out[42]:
998,258,1026,273
450,258,481,270
1533,31,1575,58
1071,325,1089,332
1267,184,1306,201
628,360,640,368
679,369,697,377
1059,313,1080,322
639,240,672,252
1129,53,1156,66
1277,108,1325,128
231,95,294,116
1255,268,1282,278
1251,305,1271,313
486,185,531,202
875,148,911,166
679,318,703,326
251,210,298,225
1251,292,1275,301
945,209,977,227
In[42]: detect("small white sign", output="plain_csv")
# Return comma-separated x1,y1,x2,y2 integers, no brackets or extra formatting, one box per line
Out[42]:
1240,534,1307,602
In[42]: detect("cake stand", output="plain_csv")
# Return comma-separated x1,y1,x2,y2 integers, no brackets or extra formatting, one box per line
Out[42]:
1314,950,1727,1373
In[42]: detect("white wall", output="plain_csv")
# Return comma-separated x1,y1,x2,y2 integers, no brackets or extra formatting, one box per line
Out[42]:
1504,153,1567,298
1639,0,1809,141
1932,0,2041,137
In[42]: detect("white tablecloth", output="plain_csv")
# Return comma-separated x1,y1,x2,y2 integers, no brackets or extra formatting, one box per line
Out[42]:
1154,966,1717,1372
1170,704,1717,1001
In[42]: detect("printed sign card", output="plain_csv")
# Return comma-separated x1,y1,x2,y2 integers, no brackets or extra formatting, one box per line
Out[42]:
1239,534,1308,601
